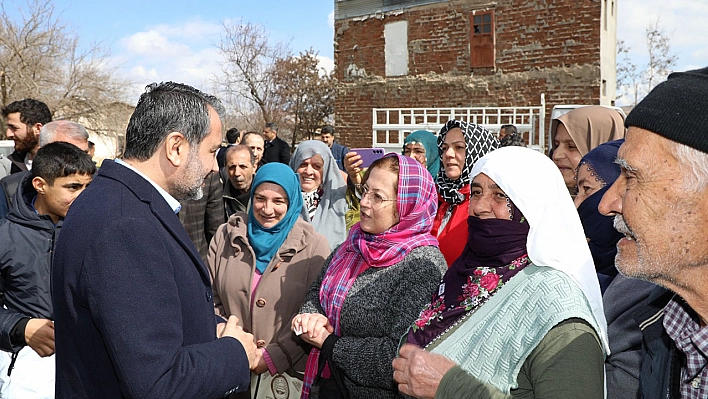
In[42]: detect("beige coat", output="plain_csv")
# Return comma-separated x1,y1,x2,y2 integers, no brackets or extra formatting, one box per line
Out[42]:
208,213,330,375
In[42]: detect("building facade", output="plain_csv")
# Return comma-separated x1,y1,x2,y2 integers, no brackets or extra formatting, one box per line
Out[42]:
333,0,618,148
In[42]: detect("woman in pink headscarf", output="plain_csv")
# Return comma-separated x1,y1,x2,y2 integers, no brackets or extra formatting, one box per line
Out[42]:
291,154,447,399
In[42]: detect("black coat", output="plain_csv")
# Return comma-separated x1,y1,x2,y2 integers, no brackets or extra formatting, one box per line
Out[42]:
262,136,291,164
0,174,59,352
52,160,250,398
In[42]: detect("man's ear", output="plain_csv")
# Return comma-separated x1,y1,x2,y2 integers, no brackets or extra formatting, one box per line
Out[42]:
165,132,188,167
32,123,43,137
32,176,48,195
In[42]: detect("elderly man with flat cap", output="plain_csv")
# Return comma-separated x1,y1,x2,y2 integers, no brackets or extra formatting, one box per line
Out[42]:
599,66,708,399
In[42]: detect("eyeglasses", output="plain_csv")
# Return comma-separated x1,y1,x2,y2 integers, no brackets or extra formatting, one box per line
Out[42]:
360,185,396,207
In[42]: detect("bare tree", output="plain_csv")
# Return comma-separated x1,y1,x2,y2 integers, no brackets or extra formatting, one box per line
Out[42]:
645,19,677,91
272,49,335,148
616,40,641,105
0,0,128,139
215,20,290,128
616,19,678,106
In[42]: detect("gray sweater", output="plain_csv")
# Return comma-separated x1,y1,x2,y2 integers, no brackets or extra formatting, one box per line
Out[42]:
301,245,447,399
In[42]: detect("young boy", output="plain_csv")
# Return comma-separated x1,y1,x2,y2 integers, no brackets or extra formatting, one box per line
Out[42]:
0,142,95,398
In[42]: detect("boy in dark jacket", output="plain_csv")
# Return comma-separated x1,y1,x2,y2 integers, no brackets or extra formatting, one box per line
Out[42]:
0,142,94,397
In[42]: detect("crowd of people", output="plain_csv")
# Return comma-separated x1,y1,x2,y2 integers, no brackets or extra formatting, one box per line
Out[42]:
0,66,706,399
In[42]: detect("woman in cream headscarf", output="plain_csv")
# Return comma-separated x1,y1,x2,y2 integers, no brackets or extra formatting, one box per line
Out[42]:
551,106,625,194
393,146,608,399
290,140,349,250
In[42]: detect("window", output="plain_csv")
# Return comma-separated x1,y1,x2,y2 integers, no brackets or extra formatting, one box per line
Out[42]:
469,10,495,68
385,21,408,76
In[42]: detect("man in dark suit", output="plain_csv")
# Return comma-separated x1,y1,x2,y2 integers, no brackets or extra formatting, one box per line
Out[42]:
262,122,290,164
216,127,240,169
52,82,256,398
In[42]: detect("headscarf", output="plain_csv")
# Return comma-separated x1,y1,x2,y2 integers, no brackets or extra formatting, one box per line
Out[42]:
289,140,348,250
403,130,440,178
302,154,439,397
551,106,626,156
470,146,609,353
576,139,625,293
436,120,499,205
247,163,303,274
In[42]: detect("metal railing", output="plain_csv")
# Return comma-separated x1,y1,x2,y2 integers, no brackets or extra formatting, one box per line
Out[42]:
371,94,546,153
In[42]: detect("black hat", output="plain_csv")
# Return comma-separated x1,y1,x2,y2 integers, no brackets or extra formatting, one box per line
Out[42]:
625,66,708,153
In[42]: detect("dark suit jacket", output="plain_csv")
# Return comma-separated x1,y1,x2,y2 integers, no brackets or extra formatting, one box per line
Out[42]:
178,171,225,264
52,160,250,399
262,136,291,164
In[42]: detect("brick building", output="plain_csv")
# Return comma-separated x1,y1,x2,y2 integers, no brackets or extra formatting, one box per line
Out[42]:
333,0,618,148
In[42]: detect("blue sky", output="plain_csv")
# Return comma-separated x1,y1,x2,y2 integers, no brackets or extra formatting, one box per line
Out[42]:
4,0,336,100
3,0,707,105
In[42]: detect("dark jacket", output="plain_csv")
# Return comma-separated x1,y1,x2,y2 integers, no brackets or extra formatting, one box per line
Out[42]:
263,136,291,164
635,286,682,399
52,160,250,398
604,275,656,399
216,144,235,169
0,171,27,219
6,150,28,175
330,142,349,172
178,171,225,264
0,174,59,352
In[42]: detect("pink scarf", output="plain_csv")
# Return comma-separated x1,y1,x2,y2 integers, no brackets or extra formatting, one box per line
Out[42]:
301,154,439,398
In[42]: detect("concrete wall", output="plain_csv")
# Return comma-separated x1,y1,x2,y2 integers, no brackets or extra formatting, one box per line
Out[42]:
334,0,611,148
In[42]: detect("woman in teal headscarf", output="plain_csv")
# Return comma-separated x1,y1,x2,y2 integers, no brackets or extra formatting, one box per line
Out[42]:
403,130,440,179
208,163,331,398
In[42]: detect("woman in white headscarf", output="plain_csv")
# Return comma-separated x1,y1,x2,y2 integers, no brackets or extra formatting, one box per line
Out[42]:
290,140,348,250
393,146,609,399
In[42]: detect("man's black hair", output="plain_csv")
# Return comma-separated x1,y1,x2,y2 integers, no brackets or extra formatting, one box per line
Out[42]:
123,82,225,161
32,142,96,185
321,125,335,135
1,98,52,126
500,124,518,135
226,128,240,144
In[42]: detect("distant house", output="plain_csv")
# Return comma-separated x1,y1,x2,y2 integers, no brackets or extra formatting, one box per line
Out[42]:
333,0,618,148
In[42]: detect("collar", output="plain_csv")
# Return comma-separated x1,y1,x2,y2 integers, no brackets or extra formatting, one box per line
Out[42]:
663,297,708,382
114,159,181,213
24,152,33,170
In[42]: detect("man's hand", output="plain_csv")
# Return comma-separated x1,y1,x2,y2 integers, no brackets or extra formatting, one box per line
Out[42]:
220,316,258,369
24,318,55,357
291,313,333,349
392,343,456,399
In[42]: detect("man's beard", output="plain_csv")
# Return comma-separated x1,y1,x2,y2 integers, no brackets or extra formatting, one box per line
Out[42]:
14,128,39,153
170,151,205,201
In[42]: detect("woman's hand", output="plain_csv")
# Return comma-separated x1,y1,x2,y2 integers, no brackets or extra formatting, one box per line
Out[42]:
392,344,456,399
292,313,333,349
344,152,363,186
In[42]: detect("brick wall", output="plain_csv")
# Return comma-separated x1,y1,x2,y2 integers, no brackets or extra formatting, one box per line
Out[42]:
334,0,603,148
